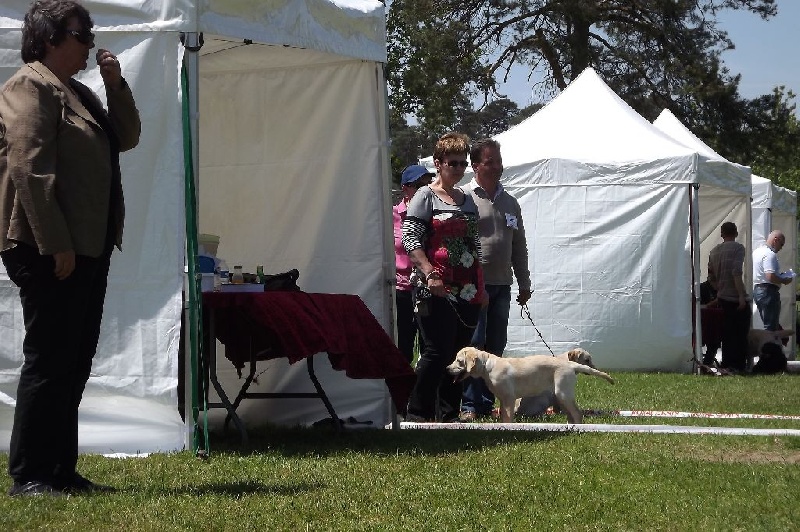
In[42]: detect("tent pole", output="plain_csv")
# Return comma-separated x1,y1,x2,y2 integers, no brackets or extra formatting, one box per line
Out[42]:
691,184,703,371
181,32,209,454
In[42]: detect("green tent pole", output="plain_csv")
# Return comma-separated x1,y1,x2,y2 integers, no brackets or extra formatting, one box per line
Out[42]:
181,61,210,455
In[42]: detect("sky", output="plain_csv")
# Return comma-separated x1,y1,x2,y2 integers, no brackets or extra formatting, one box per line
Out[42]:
497,1,799,108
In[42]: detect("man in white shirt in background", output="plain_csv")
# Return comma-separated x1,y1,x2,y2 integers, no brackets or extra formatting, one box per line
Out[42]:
752,230,793,331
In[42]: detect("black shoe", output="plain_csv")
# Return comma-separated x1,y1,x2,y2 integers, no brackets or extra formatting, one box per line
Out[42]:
7,481,62,497
56,473,116,494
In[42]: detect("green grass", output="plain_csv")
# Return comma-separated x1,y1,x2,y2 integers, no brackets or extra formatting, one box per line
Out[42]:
1,372,799,531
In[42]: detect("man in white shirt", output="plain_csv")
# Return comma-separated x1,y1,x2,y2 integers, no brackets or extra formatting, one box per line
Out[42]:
752,230,792,331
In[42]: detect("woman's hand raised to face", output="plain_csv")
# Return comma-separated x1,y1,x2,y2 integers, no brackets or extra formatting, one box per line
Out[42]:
96,48,123,90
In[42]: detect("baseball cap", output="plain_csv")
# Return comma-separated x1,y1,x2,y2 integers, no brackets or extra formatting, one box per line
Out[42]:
401,165,434,186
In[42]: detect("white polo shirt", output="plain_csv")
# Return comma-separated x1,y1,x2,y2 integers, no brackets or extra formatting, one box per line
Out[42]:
752,244,780,286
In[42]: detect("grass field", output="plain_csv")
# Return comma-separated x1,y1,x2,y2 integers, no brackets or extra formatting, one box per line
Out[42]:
1,371,798,531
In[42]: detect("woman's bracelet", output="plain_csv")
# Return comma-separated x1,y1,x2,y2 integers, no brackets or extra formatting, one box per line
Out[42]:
425,270,441,281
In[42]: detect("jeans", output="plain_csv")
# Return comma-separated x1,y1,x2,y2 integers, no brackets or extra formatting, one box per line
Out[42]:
753,284,781,331
461,284,511,415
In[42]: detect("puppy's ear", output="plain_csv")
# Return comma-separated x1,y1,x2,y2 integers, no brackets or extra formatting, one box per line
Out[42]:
466,353,477,373
567,349,579,362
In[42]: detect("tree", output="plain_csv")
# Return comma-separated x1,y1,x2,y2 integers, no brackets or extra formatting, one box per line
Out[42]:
728,88,800,193
456,98,522,139
387,0,777,131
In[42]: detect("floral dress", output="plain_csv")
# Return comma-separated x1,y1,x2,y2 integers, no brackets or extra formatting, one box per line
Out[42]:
404,186,485,305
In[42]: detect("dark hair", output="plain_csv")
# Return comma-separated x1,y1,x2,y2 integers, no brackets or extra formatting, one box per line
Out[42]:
469,138,500,164
720,222,738,238
21,0,93,63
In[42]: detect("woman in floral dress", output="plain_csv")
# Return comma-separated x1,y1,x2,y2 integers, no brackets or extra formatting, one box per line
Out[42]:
401,133,487,422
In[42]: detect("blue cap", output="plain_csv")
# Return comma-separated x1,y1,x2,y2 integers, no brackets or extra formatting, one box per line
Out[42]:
401,165,434,186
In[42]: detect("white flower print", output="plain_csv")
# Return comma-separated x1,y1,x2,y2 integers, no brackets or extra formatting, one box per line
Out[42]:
459,251,475,268
459,283,477,301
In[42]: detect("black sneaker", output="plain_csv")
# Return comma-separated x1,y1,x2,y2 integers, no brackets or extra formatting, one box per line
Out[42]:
8,480,62,497
56,473,116,494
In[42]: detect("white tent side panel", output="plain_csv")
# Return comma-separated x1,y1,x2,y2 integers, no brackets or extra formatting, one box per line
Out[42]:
197,45,393,426
0,32,187,453
505,182,694,371
772,192,797,355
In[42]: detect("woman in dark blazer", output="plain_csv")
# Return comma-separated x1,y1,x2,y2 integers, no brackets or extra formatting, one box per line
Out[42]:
0,0,140,496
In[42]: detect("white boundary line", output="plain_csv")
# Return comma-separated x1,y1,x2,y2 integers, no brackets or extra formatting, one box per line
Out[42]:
399,422,800,437
601,410,800,421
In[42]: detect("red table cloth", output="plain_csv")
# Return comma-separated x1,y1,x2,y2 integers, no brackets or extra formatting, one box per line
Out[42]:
202,291,416,414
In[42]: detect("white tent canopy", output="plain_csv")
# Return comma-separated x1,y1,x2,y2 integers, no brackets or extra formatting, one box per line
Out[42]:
751,174,797,350
474,68,701,371
0,0,395,454
652,109,752,289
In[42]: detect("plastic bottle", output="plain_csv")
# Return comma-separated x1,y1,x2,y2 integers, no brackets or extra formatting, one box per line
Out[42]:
232,265,244,284
212,270,221,292
217,259,230,285
256,264,265,284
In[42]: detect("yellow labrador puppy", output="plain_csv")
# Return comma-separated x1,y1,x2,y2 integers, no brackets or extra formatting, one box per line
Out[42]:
446,347,614,423
516,348,597,416
560,347,596,367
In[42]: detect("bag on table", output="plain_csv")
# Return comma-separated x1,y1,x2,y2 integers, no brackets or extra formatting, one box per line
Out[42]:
263,269,301,291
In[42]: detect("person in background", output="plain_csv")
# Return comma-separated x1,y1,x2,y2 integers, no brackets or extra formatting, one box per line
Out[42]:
393,165,433,362
402,132,486,422
0,0,141,496
459,138,531,422
752,230,793,331
706,222,750,371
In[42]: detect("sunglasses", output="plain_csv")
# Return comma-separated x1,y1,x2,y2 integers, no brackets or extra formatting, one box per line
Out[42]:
67,29,95,45
441,160,469,168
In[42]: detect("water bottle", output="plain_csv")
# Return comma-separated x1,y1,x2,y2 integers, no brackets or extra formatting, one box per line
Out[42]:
217,260,230,284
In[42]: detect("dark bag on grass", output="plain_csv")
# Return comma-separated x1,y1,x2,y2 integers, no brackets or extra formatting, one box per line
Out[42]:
262,269,301,292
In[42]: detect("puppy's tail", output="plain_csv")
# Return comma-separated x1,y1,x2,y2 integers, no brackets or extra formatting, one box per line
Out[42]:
573,363,614,384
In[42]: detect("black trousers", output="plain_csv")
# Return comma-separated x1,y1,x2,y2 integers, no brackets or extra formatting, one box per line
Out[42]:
2,243,111,483
717,299,751,371
407,296,479,421
395,289,419,363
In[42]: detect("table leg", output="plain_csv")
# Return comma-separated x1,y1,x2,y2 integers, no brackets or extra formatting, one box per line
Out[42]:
204,307,248,445
306,355,341,432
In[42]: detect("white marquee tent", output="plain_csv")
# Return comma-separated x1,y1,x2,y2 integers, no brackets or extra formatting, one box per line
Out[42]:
426,68,760,371
0,0,395,454
652,109,752,289
751,174,797,351
473,68,701,371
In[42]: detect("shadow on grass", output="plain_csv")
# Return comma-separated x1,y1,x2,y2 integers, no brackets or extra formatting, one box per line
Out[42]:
203,424,568,458
146,479,326,497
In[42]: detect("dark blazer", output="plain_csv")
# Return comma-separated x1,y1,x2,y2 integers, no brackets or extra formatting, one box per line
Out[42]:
0,61,140,257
